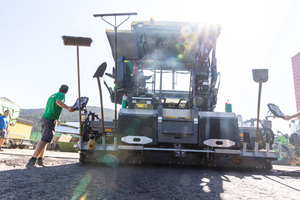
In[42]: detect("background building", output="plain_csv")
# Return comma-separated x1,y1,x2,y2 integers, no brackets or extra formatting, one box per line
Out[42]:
292,52,300,112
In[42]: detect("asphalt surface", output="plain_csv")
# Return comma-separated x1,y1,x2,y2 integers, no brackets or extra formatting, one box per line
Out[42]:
1,149,300,200
1,148,79,159
2,148,299,171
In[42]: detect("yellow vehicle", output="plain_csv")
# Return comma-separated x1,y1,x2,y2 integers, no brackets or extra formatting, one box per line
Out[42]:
1,97,34,149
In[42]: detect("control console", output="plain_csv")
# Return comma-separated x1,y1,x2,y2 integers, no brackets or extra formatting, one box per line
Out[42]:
72,97,89,111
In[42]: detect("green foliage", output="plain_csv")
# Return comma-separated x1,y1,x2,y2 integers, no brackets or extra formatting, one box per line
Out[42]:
19,108,44,132
19,106,115,133
30,132,42,142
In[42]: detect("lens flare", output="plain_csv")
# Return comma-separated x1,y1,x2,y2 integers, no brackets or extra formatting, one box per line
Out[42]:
178,54,183,59
104,153,120,168
71,174,91,200
125,127,134,135
181,25,192,36
134,117,142,124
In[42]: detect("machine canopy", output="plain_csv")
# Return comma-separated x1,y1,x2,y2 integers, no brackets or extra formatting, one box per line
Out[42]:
106,21,221,68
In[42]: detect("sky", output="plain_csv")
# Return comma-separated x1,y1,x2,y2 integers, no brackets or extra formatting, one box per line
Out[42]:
1,0,300,134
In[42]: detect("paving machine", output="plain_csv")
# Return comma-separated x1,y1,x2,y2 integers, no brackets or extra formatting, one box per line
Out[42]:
76,19,281,169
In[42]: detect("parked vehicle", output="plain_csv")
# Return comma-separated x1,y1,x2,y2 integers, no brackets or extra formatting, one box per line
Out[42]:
272,119,300,165
0,97,34,149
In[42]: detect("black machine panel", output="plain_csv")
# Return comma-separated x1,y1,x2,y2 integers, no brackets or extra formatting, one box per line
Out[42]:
159,119,197,144
118,109,158,145
198,112,240,149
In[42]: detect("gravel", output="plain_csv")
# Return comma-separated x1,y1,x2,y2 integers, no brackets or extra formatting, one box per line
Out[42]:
1,149,300,200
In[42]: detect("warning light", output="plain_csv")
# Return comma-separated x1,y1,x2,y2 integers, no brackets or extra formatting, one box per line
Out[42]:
225,100,232,112
150,17,155,25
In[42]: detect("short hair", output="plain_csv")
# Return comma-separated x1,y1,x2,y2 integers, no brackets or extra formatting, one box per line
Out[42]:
59,84,69,93
5,110,10,113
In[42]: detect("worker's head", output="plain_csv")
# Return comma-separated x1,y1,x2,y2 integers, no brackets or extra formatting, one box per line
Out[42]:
59,84,69,94
4,110,10,117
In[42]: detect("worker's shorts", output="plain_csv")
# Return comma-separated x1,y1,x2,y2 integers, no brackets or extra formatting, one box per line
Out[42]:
0,129,7,139
40,117,57,143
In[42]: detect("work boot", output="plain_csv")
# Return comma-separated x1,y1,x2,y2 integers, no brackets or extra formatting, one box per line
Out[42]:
26,157,37,169
37,157,45,167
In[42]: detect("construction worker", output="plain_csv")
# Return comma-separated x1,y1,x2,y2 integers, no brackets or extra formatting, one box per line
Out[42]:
284,111,300,120
0,110,10,151
26,85,74,168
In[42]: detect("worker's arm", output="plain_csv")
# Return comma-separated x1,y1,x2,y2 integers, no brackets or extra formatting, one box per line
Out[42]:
56,100,74,112
284,112,300,120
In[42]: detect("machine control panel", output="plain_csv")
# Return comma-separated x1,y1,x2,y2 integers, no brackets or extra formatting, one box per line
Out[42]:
267,103,285,118
72,97,89,111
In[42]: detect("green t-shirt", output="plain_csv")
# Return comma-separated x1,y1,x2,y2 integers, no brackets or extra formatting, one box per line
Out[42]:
42,92,65,120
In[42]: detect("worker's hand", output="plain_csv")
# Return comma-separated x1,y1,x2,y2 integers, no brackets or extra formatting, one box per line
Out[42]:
67,106,74,112
284,115,291,120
